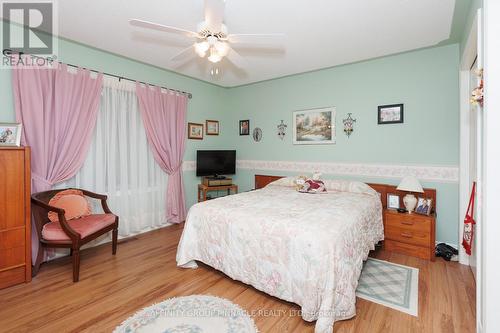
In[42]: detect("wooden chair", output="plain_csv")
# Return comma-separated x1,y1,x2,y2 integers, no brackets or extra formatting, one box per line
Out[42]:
31,189,119,282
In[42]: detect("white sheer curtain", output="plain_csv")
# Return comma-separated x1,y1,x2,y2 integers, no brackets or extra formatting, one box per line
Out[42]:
58,78,169,241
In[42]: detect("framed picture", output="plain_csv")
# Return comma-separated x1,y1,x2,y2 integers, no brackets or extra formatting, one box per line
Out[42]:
188,122,203,140
415,197,433,216
0,123,22,146
206,120,219,135
378,104,404,124
387,193,400,210
239,120,250,135
292,107,336,145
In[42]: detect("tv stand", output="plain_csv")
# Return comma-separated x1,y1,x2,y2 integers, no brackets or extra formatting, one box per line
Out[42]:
206,175,226,180
198,183,238,202
203,176,232,187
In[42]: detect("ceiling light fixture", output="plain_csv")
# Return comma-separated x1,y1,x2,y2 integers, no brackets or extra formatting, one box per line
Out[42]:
210,67,220,76
208,47,222,63
194,41,210,57
215,41,229,57
129,0,285,71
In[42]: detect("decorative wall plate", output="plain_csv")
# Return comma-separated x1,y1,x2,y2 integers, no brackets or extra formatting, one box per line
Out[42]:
253,127,262,142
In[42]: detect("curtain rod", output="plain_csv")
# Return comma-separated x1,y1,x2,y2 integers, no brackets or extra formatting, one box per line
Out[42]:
64,63,193,99
7,51,192,99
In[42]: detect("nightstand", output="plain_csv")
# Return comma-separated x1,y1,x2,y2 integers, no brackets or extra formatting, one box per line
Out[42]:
383,209,436,261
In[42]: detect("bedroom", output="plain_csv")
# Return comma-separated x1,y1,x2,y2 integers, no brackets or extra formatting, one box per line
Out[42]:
0,0,499,332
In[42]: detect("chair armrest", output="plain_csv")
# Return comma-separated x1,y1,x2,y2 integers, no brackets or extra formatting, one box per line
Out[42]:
56,215,80,241
79,189,113,214
31,197,65,215
80,189,107,200
31,198,80,241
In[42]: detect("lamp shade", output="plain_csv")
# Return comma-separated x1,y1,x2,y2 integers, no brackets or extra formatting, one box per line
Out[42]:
397,176,424,193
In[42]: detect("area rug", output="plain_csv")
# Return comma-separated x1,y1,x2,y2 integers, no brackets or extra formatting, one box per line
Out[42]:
356,258,419,316
113,295,258,333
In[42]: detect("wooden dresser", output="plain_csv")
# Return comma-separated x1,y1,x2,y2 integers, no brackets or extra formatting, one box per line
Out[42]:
0,147,31,289
384,209,436,261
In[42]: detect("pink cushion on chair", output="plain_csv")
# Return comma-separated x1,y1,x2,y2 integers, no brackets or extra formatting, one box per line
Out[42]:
47,189,92,223
42,214,116,241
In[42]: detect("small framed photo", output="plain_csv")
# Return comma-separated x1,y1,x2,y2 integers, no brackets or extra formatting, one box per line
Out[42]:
239,120,250,135
415,197,433,215
206,120,219,135
0,123,22,146
378,104,404,124
188,122,203,140
387,193,400,210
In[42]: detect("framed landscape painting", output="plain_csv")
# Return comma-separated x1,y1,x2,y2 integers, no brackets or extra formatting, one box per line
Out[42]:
206,120,219,135
293,107,336,145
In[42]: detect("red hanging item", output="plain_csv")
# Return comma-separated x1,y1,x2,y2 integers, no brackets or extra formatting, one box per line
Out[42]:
462,182,476,255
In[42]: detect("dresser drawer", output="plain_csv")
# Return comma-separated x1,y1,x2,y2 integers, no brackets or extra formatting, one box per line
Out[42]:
385,224,430,247
384,240,432,260
0,228,25,250
385,212,431,232
0,247,26,270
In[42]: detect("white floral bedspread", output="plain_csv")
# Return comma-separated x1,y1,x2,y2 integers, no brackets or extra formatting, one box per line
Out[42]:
176,178,384,333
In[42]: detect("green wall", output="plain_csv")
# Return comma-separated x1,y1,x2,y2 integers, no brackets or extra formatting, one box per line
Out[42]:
0,36,461,245
225,44,460,245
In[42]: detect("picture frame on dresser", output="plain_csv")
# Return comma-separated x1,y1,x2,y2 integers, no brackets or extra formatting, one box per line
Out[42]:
0,123,22,146
415,197,433,215
387,193,400,210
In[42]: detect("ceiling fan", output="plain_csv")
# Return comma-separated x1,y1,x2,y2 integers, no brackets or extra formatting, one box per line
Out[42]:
129,0,284,70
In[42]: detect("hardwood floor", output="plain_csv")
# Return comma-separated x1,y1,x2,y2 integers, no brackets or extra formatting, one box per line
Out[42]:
0,224,476,333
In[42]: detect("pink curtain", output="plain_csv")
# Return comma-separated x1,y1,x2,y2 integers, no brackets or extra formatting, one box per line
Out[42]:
136,84,188,223
12,63,103,260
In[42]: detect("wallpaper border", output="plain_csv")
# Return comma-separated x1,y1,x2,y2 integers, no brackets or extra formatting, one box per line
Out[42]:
183,160,459,183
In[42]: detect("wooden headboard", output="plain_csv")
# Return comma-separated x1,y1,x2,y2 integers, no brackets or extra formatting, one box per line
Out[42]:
254,174,436,213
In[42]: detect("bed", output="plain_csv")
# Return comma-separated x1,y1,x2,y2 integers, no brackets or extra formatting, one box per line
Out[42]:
176,176,384,333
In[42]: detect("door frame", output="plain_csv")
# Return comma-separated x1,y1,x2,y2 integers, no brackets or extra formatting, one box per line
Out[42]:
459,11,480,265
458,8,482,332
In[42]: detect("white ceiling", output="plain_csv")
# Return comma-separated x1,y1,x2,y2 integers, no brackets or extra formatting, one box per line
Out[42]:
56,0,455,87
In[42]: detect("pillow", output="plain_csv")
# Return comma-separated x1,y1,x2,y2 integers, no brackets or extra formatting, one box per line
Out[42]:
298,179,327,194
266,176,299,188
48,189,92,222
322,179,378,196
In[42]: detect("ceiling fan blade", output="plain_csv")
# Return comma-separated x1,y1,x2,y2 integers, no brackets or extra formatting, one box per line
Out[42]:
227,33,285,44
170,45,195,63
204,0,225,32
130,19,198,38
225,48,248,69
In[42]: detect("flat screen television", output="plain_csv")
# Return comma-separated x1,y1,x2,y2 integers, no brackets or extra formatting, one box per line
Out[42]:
196,150,236,178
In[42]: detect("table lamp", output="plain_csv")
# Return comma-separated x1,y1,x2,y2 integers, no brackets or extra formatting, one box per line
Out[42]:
396,176,424,213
